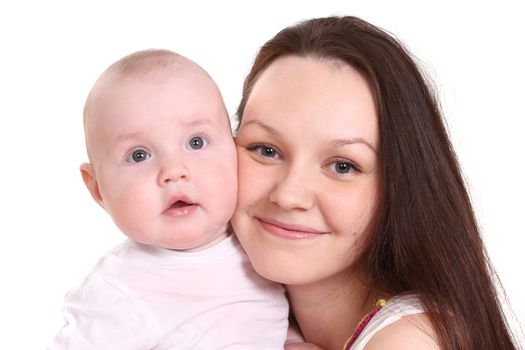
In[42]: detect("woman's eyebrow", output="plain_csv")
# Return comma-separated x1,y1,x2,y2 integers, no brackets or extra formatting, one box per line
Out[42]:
242,119,377,153
331,138,377,153
240,119,283,137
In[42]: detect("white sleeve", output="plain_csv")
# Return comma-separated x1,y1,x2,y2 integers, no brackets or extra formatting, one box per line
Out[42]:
47,273,160,350
285,317,305,344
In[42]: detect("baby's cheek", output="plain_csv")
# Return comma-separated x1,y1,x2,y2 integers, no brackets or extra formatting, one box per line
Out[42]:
109,189,150,236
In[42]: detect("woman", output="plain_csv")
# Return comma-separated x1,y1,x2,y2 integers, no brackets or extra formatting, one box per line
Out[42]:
231,16,518,349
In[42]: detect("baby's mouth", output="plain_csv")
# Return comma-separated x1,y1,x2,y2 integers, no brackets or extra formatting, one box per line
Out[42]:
170,200,194,209
164,198,199,216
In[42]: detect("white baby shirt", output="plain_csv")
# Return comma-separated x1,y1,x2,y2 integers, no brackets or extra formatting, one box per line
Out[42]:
48,234,288,350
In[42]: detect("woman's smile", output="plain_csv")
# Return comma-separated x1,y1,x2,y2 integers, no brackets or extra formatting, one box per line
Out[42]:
256,216,329,240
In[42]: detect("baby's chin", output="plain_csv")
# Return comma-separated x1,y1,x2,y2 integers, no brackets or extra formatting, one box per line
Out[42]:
157,230,230,252
124,233,204,252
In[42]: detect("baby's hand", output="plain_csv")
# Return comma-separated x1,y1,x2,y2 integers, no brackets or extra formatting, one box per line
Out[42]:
285,342,324,350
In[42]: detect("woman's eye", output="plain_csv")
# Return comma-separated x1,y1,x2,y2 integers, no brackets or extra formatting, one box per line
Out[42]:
188,136,208,150
127,149,151,163
328,159,358,175
247,144,280,159
335,161,351,173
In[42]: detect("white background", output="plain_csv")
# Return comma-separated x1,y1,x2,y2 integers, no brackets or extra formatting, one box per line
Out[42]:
0,1,523,348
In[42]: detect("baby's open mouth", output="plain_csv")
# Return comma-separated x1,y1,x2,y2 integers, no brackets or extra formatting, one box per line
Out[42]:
170,200,194,209
164,199,198,217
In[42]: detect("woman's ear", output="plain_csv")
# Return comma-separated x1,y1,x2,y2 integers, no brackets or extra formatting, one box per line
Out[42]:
80,163,104,208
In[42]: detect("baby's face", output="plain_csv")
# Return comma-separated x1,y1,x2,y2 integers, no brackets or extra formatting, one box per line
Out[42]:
85,68,237,250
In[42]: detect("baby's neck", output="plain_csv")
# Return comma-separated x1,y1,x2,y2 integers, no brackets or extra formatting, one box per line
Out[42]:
286,272,374,350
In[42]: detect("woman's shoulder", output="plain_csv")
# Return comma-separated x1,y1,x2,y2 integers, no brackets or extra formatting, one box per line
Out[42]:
357,294,439,350
363,312,439,349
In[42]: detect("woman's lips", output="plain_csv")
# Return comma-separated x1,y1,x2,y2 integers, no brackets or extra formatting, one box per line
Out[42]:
256,217,328,239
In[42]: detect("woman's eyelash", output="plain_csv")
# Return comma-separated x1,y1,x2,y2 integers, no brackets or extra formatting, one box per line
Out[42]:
246,144,280,158
245,144,360,175
327,157,361,175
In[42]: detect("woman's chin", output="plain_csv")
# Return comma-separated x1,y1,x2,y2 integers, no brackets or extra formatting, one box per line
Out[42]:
248,252,313,286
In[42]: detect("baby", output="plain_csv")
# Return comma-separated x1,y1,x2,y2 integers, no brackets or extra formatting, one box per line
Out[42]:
48,49,288,349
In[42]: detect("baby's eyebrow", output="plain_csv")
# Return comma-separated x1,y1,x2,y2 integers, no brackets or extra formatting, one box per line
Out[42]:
183,119,214,127
115,132,141,143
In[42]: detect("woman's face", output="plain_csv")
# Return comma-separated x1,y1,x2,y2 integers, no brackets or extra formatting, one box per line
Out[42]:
232,56,380,286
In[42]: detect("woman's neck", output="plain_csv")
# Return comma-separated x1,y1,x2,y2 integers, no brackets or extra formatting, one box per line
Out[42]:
286,272,374,350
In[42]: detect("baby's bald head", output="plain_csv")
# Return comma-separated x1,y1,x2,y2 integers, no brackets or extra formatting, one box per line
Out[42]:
79,49,238,251
83,49,226,162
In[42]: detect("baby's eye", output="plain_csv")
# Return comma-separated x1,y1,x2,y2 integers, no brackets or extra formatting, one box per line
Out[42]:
127,149,151,163
247,144,281,159
187,136,208,150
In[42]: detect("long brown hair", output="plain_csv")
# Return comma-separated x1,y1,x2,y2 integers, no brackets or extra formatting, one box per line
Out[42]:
236,16,517,349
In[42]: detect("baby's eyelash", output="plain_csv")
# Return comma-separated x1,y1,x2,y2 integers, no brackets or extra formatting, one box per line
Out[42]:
187,135,209,150
126,148,152,163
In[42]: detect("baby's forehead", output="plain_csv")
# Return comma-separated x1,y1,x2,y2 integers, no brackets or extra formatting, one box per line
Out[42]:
86,63,228,127
87,58,220,114
106,58,211,89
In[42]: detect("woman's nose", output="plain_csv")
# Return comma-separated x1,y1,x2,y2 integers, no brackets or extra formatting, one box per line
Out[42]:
268,163,315,211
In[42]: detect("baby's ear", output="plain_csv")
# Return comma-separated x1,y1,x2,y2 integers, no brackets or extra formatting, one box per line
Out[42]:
80,163,104,208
